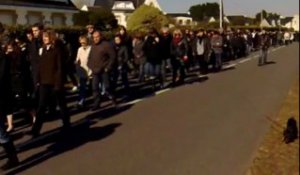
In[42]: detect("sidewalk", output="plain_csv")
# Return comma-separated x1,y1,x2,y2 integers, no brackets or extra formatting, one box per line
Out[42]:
246,80,299,175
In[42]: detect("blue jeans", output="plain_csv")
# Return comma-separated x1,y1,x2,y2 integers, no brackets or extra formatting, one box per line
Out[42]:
259,49,268,64
214,53,222,69
79,78,88,102
0,125,9,144
145,62,163,85
92,72,114,107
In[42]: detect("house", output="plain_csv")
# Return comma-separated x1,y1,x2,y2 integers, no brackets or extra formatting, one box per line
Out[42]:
259,15,299,31
226,15,255,26
0,0,78,26
72,0,163,27
281,15,299,31
167,13,193,26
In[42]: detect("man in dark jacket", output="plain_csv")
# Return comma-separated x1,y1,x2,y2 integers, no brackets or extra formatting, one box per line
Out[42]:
258,30,271,66
192,29,211,75
0,22,19,170
143,28,164,88
88,30,117,111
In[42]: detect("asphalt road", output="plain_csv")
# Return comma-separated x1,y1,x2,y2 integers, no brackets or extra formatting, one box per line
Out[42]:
1,43,299,175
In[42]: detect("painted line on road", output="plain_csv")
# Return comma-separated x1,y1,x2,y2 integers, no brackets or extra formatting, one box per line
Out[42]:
239,58,252,64
155,88,171,95
223,63,237,69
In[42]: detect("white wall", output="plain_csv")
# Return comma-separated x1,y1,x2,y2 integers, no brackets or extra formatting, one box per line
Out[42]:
0,5,76,26
292,15,299,31
174,16,193,26
113,11,129,27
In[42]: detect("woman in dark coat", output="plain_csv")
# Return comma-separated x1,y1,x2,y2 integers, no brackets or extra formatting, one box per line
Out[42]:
0,22,19,169
170,29,189,85
31,30,70,137
112,34,129,93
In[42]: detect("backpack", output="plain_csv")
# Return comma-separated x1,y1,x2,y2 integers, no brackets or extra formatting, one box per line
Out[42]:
283,117,298,144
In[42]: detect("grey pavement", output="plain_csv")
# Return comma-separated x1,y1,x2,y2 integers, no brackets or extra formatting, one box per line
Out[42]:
1,43,299,175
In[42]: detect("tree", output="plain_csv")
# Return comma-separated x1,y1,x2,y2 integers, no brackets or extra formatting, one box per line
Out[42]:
73,7,118,30
127,5,171,32
189,3,220,21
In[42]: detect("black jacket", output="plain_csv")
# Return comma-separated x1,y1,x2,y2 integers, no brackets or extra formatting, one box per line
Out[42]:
87,40,116,74
0,49,12,111
143,36,162,64
37,45,63,90
160,34,172,59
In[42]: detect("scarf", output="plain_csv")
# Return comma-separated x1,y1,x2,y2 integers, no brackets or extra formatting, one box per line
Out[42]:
173,37,182,46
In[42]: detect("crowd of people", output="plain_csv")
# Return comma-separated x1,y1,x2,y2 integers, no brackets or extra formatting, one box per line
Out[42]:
0,21,298,169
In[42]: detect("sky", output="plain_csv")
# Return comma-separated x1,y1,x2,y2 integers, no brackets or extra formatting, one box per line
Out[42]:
158,0,299,17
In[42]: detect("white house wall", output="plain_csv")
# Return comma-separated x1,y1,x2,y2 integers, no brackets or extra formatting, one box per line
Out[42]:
0,5,76,26
113,11,128,27
292,15,299,31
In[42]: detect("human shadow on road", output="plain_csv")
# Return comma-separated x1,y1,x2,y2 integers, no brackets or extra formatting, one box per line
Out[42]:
263,61,277,65
4,122,122,175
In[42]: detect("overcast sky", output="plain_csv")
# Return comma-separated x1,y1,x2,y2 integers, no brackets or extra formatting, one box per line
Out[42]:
158,0,299,17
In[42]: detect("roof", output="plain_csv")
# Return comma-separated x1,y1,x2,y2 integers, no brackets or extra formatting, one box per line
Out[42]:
280,17,293,25
226,15,255,25
93,0,145,8
0,0,77,10
167,13,191,18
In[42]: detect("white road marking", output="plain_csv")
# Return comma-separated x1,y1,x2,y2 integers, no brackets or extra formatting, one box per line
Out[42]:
155,88,171,95
239,58,252,64
125,99,144,106
223,63,237,69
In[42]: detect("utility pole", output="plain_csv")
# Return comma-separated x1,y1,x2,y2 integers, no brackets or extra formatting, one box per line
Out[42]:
261,10,263,30
219,0,223,30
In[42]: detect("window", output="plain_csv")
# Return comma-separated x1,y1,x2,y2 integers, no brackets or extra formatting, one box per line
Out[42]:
27,12,42,25
52,14,65,26
186,19,191,25
178,20,183,25
0,11,15,25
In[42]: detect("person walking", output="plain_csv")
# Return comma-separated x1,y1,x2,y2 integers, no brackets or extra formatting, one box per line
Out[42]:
211,30,223,71
170,29,189,85
75,35,91,108
143,28,164,89
87,30,117,111
112,34,130,94
132,33,146,82
192,29,211,75
258,30,271,66
31,29,70,137
0,22,19,170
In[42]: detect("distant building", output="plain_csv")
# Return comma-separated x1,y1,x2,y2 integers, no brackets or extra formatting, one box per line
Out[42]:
167,13,193,26
73,0,163,27
259,15,299,31
0,0,77,26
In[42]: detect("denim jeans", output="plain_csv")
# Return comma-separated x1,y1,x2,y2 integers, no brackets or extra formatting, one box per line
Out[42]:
144,62,163,85
0,125,9,144
79,78,88,102
214,53,222,69
259,49,268,65
92,72,114,107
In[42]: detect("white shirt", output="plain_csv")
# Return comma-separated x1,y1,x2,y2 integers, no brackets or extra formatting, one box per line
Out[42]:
76,46,91,77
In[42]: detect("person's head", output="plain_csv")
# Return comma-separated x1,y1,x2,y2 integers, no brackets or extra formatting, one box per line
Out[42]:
173,29,183,39
5,40,17,54
79,35,88,48
148,28,158,37
32,23,43,39
86,24,94,35
0,22,4,38
161,27,170,37
26,29,33,42
119,26,127,36
189,30,195,38
114,34,123,45
42,30,56,46
197,29,205,37
92,30,102,44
